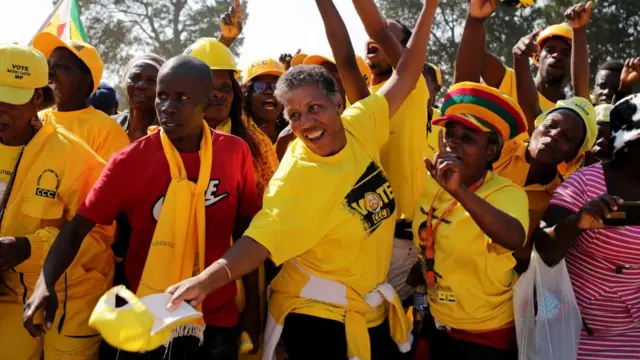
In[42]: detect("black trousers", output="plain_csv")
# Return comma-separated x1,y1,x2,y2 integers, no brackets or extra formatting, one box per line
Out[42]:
99,325,239,360
282,313,404,360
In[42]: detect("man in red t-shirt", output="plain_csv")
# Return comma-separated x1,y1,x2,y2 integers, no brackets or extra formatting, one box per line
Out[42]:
24,56,261,360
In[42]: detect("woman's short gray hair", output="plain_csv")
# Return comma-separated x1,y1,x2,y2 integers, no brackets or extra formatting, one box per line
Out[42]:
274,65,340,105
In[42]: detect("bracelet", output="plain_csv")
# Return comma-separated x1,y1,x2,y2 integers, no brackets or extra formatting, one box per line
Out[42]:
216,260,232,282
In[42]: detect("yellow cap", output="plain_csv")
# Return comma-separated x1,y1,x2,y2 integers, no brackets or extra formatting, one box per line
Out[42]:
428,63,442,86
32,32,103,92
89,286,202,352
0,43,48,105
290,53,308,67
303,54,372,86
184,38,240,77
536,23,573,49
243,58,285,84
595,104,613,123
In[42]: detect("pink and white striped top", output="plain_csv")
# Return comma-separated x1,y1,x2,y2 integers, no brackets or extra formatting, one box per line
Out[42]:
550,164,640,360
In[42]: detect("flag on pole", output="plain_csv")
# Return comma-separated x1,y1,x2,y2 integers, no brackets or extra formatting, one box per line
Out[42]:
30,0,88,44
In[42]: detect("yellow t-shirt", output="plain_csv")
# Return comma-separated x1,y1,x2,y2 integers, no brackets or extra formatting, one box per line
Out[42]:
493,133,563,234
371,75,430,220
245,93,396,315
499,67,556,112
40,106,130,161
412,171,529,331
0,144,23,201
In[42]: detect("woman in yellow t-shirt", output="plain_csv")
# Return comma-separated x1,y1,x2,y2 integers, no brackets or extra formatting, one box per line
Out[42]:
165,0,439,358
413,82,529,360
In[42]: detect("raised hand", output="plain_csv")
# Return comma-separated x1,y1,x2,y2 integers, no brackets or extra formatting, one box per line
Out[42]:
513,29,541,59
425,130,464,196
467,0,499,21
620,57,640,92
574,195,623,230
279,49,301,71
565,2,592,29
220,0,243,41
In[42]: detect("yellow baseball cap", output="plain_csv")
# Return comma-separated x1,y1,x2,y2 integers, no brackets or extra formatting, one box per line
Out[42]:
0,43,48,105
184,38,240,77
243,58,285,84
291,53,308,67
32,32,103,92
303,54,373,86
428,63,442,86
89,286,203,352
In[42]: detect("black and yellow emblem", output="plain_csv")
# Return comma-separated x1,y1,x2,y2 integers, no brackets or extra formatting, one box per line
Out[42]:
35,169,60,199
345,162,395,234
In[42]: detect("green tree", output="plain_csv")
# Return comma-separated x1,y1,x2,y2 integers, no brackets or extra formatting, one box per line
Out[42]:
67,0,247,78
377,0,640,91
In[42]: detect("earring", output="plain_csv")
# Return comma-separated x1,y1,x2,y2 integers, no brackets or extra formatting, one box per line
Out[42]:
30,117,42,130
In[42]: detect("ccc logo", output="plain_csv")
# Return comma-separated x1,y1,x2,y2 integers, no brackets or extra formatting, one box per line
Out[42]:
35,188,56,199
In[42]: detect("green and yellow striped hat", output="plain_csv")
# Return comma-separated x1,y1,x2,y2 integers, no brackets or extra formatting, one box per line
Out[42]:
433,82,527,141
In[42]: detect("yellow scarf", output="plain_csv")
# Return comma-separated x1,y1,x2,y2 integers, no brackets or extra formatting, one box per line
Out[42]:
137,121,211,340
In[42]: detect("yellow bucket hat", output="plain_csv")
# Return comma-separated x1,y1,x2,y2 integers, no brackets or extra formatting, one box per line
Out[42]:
243,58,285,84
183,38,240,77
32,32,103,91
0,43,48,105
89,286,203,352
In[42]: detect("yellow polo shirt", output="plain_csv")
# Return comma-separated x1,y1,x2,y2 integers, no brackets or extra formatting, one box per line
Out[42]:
493,133,563,234
499,68,556,112
412,171,529,331
371,75,430,220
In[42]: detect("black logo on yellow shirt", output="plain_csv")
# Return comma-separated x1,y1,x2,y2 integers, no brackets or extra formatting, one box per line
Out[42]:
344,162,395,234
35,169,60,199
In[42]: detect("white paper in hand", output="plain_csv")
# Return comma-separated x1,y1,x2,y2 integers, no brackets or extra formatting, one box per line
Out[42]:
135,293,203,335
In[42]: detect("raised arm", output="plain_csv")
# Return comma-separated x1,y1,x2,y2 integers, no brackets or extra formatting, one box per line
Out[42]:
455,0,501,84
316,0,370,104
614,57,640,103
566,2,592,100
352,0,404,69
218,0,243,48
378,0,439,117
513,29,543,131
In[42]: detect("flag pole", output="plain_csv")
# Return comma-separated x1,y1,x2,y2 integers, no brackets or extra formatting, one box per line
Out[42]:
28,0,66,45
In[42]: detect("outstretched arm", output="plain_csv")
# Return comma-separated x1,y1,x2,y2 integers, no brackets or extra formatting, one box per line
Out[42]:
513,29,543,132
316,0,370,104
566,2,593,100
218,0,243,48
352,0,404,69
378,0,439,117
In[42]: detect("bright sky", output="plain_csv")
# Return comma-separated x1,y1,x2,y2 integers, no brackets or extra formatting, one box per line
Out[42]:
0,0,370,78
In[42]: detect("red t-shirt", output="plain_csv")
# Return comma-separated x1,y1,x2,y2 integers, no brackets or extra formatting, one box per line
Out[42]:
79,129,260,326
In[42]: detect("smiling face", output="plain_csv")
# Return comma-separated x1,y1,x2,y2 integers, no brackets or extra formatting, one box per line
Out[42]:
593,69,621,105
249,74,283,122
530,109,585,165
47,47,93,107
125,62,159,110
365,20,407,77
538,38,571,85
203,69,234,128
0,89,43,146
283,84,346,157
443,122,497,184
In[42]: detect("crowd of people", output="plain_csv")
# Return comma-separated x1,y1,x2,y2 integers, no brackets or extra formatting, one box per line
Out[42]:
0,0,638,359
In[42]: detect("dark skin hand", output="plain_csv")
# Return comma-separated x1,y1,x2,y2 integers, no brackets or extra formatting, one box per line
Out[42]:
513,29,543,129
0,237,31,272
316,0,370,104
614,57,640,103
279,49,301,71
218,0,243,48
565,2,592,100
454,0,497,84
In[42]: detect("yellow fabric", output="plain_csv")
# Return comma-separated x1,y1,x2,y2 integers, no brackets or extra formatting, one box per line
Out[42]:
370,75,430,220
493,133,563,234
304,54,372,86
0,120,113,356
429,63,442,86
412,171,529,331
426,107,442,161
246,93,409,359
136,122,210,331
595,104,614,123
536,24,573,49
498,67,556,112
240,115,281,196
40,106,130,161
533,97,597,178
0,43,48,105
290,53,308,67
32,32,103,92
184,38,240,77
215,118,233,134
243,58,285,84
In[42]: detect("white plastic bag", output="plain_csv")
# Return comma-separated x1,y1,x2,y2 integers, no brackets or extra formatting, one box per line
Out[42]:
514,249,582,360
